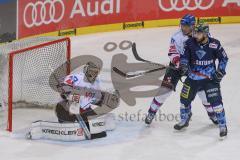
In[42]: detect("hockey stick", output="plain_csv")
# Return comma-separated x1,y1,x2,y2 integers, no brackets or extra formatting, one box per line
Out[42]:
132,43,212,81
112,66,165,78
132,42,179,70
132,41,188,74
132,42,150,63
112,42,168,78
48,66,91,140
132,42,163,66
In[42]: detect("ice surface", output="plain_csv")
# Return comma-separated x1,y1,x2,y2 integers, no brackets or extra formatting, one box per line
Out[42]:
0,24,240,160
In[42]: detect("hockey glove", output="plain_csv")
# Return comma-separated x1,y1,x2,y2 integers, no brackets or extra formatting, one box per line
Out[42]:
58,83,73,100
179,64,189,76
213,70,225,83
172,56,180,68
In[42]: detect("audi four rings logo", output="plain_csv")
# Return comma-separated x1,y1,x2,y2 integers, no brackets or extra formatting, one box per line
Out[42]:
158,0,215,12
24,0,65,28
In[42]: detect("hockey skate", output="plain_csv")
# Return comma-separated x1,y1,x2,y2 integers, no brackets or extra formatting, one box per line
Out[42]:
174,112,192,130
210,116,218,125
207,111,218,125
25,131,32,140
145,111,156,125
219,125,228,140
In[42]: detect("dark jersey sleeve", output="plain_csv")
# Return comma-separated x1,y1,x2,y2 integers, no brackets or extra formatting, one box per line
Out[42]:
215,41,228,75
180,40,191,66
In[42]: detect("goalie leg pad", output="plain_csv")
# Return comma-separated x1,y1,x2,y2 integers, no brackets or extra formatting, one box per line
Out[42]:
27,121,86,141
89,113,116,134
27,113,116,141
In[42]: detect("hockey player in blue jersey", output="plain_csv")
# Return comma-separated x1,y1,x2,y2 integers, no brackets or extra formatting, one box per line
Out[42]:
174,23,228,138
145,14,218,126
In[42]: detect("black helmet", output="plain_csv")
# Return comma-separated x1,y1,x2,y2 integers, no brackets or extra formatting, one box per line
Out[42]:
194,22,209,34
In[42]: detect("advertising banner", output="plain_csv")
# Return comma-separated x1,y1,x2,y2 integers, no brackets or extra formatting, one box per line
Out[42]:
17,0,240,38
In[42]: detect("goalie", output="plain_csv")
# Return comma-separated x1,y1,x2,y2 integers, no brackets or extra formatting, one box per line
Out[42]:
27,62,120,141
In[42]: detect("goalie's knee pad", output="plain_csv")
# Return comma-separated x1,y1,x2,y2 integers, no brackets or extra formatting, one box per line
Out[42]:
55,101,77,123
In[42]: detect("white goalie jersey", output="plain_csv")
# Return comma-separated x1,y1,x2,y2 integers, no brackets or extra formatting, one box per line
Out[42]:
63,72,102,110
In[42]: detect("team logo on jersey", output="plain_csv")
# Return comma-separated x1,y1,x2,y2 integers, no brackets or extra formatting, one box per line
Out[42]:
195,60,214,66
209,43,218,49
65,76,78,85
196,50,206,60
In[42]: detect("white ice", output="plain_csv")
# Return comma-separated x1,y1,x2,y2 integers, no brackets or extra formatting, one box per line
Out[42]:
1,24,240,160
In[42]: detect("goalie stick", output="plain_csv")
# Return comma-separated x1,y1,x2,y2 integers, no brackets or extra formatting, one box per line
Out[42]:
48,66,92,140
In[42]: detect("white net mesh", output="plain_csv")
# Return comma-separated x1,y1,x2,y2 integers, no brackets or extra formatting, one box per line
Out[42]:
0,37,70,132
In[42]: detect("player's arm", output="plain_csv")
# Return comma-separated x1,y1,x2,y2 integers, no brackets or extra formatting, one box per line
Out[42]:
216,42,228,74
90,80,104,105
58,74,76,100
179,41,191,76
213,41,229,82
168,38,180,68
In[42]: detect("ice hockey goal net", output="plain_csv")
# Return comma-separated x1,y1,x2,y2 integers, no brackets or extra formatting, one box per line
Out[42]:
0,37,71,132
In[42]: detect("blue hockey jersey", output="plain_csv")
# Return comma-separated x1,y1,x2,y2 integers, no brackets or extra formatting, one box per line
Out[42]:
180,37,228,80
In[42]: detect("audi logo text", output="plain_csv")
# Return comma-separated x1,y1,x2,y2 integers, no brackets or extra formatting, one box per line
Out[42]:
24,0,65,28
158,0,215,12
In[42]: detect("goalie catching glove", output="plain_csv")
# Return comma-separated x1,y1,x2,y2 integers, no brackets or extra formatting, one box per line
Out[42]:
95,90,120,109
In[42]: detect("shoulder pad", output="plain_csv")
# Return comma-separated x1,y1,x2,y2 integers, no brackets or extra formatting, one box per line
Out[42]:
171,30,183,41
209,38,220,49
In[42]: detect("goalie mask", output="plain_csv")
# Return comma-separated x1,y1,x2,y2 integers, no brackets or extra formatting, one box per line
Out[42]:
84,62,100,83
